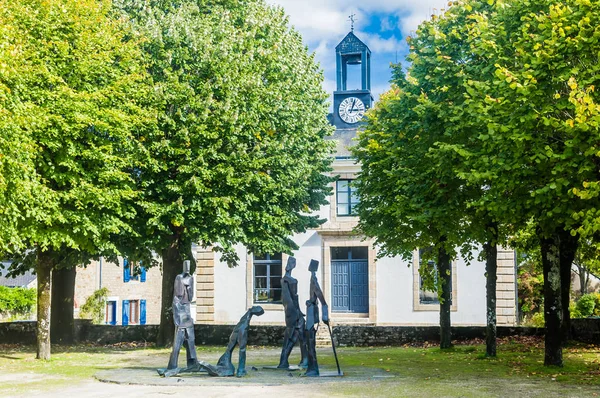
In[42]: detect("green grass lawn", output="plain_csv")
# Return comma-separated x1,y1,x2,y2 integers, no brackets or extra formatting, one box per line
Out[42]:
1,337,599,397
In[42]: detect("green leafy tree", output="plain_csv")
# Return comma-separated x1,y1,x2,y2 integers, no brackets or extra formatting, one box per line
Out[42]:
573,240,600,296
353,0,509,353
574,293,596,318
353,72,480,349
79,287,109,324
357,0,600,364
0,3,39,252
401,1,506,356
379,0,600,366
452,0,600,366
516,251,544,320
114,0,334,346
0,286,36,318
0,0,153,359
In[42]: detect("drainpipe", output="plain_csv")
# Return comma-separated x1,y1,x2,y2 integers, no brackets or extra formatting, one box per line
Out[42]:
99,256,103,290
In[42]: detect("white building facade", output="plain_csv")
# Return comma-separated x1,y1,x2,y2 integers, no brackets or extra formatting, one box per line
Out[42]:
193,31,518,328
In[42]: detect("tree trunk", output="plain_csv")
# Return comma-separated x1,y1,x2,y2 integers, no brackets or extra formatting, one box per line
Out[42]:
558,230,578,343
484,223,498,357
36,250,53,360
540,234,563,367
438,243,453,349
156,234,181,347
575,261,589,297
583,268,589,295
51,266,76,345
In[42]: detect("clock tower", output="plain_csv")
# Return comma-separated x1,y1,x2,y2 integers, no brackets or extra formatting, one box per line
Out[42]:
332,31,373,130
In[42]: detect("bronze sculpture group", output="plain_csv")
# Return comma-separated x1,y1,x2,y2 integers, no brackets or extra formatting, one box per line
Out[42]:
158,257,341,379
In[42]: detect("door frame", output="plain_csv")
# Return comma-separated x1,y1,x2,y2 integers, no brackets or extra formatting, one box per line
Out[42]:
320,232,377,323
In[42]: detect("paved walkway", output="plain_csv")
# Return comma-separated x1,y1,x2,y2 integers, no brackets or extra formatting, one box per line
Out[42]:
5,347,392,398
14,381,331,398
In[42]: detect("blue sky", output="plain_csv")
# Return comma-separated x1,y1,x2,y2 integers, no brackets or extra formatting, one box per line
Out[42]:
266,0,451,105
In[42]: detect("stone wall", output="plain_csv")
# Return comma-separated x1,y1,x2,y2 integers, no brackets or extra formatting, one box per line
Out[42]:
330,325,544,347
0,321,565,347
571,318,600,344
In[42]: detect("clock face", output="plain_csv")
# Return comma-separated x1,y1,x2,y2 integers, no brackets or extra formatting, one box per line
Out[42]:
338,97,366,124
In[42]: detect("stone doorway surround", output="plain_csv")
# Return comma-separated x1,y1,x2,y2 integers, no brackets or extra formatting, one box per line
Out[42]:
318,231,377,325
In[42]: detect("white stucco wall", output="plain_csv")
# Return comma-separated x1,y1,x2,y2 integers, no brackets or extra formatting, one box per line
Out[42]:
213,228,325,325
213,245,247,324
209,193,510,327
376,250,488,325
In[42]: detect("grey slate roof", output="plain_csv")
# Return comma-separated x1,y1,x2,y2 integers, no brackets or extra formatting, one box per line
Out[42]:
0,263,36,288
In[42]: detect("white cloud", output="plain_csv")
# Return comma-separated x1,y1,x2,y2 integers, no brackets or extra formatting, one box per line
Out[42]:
355,30,403,53
267,0,450,40
266,0,450,105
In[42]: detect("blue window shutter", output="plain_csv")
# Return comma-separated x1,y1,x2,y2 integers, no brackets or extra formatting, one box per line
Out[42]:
122,300,129,326
140,266,146,283
123,259,130,282
140,299,147,325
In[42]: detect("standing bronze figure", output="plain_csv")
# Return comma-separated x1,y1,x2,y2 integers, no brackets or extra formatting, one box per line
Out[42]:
304,259,329,377
158,260,199,377
277,257,308,369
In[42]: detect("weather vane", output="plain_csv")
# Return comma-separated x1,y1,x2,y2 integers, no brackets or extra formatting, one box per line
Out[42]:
349,13,357,32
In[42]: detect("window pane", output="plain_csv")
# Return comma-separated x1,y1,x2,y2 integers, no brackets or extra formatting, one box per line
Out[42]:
351,247,368,260
269,253,282,261
351,191,359,204
420,288,439,304
331,247,349,260
337,192,349,204
270,263,282,278
255,289,269,302
337,180,348,192
254,276,267,289
255,264,267,277
270,289,282,302
254,253,267,261
337,204,349,216
130,301,139,324
271,277,281,289
106,301,115,323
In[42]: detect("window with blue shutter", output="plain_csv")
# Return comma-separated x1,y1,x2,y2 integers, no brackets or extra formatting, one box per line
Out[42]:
140,299,146,325
122,300,129,325
106,301,117,325
123,259,130,282
140,266,146,282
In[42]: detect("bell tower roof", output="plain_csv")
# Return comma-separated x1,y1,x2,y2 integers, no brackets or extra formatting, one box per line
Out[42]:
335,31,372,92
335,31,371,56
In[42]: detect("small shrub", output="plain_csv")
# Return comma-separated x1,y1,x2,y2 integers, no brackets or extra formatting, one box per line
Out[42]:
523,311,545,328
594,293,600,317
79,288,109,324
570,301,581,319
0,286,36,319
576,294,596,318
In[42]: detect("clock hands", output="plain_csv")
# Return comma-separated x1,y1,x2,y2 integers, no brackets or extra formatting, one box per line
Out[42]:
350,98,357,114
339,97,365,124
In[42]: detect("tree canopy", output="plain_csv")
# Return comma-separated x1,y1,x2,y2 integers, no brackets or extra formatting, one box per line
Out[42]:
354,0,600,365
114,0,334,345
0,0,154,359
